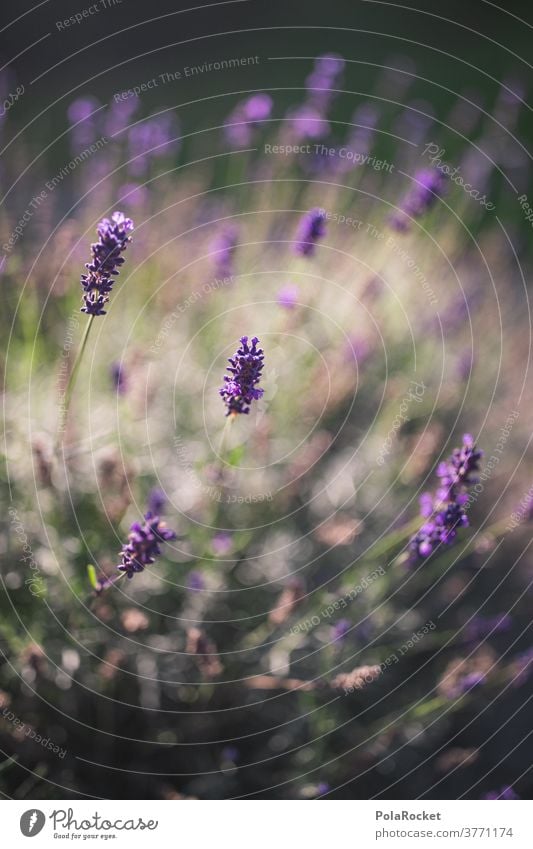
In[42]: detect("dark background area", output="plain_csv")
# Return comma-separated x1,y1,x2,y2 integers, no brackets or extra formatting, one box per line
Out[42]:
2,0,532,146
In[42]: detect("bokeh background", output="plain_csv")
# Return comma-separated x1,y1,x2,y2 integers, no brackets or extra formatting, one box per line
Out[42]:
0,0,532,800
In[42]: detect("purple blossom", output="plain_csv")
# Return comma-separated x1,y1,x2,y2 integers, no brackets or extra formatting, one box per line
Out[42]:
210,224,238,279
410,434,483,560
336,104,380,174
128,114,179,175
80,212,134,316
287,105,330,142
187,570,205,592
224,93,273,147
147,487,166,515
67,96,100,149
277,284,299,309
344,335,371,365
305,54,344,112
220,336,265,416
117,512,176,579
211,532,233,555
332,619,351,642
110,361,127,394
118,182,148,208
294,208,326,256
465,613,512,641
390,168,447,231
484,786,519,800
457,671,486,694
105,96,139,136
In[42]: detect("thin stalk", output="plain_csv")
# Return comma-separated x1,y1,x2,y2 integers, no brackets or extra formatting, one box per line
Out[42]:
56,314,94,450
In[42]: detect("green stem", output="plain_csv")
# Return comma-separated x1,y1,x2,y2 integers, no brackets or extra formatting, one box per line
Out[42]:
56,315,94,450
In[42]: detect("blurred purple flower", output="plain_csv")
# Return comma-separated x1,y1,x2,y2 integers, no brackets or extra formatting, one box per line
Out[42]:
220,336,265,416
187,570,205,592
210,224,238,279
110,361,127,394
336,104,380,174
211,532,233,556
344,335,371,365
287,104,330,142
147,487,166,515
118,182,149,208
510,647,533,686
224,93,273,147
117,512,176,579
465,613,512,641
105,97,139,136
484,786,519,800
277,284,299,309
67,96,100,149
128,114,179,175
306,53,344,113
390,168,446,231
80,211,134,316
294,208,326,256
332,619,351,642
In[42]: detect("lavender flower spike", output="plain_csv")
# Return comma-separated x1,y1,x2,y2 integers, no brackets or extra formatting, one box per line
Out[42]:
410,434,483,561
294,208,326,256
117,512,176,579
220,336,264,416
81,211,134,315
390,168,446,231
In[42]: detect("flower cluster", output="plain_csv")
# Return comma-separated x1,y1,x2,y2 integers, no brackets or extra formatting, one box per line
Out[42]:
410,434,483,560
390,168,447,231
80,211,134,315
219,336,265,416
117,512,176,579
294,207,327,256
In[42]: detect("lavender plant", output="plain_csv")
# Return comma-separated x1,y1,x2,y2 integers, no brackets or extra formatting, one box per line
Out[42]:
1,41,532,803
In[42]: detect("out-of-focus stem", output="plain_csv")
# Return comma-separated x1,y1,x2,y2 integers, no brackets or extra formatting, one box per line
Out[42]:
56,314,94,451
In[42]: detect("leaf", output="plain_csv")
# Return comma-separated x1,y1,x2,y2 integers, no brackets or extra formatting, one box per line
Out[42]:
226,444,246,467
87,564,98,590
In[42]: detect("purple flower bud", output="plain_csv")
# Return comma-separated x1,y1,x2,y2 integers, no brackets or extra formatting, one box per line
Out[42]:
210,225,238,279
390,168,447,231
117,512,176,579
147,487,166,516
110,361,127,394
220,336,265,416
294,208,326,256
67,97,100,149
332,619,351,642
211,532,233,555
224,94,273,147
187,570,205,592
277,284,299,309
484,786,519,800
465,613,512,641
287,105,330,142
